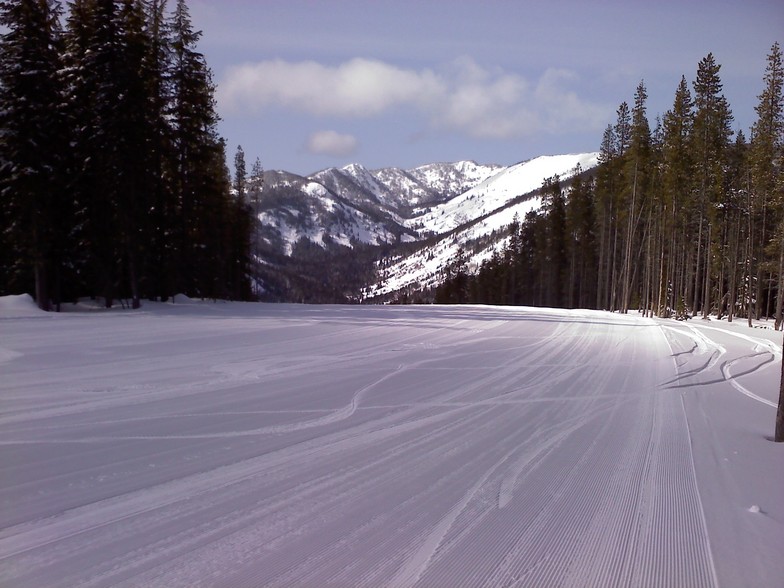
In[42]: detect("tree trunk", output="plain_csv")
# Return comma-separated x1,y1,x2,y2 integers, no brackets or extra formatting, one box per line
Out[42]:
776,233,784,330
776,329,784,442
703,222,712,319
34,259,50,312
693,214,703,316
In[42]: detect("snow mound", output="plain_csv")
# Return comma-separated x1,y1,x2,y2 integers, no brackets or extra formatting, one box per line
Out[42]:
172,293,195,303
0,294,44,317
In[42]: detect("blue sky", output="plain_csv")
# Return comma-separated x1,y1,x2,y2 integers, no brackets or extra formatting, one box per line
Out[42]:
190,0,783,176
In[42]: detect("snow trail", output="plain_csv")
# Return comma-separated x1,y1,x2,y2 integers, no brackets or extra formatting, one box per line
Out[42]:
1,303,781,587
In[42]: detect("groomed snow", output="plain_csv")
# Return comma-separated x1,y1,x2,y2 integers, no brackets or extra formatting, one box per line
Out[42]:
1,300,782,587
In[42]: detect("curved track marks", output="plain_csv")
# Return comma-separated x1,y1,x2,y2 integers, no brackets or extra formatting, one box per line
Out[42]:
0,306,728,587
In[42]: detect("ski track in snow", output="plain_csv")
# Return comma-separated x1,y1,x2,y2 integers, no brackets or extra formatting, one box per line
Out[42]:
0,304,780,587
660,322,779,407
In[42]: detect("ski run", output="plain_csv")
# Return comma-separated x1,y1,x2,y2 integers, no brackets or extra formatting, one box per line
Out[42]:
1,295,782,587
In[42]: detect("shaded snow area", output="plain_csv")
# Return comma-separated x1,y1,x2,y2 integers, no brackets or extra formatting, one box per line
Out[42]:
1,300,782,587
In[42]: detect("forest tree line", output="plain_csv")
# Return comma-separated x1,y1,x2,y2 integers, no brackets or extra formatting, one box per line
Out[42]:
434,45,784,328
0,0,253,310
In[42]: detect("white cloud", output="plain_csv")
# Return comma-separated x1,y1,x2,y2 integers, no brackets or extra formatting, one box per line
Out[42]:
305,130,358,157
219,58,443,118
218,57,609,139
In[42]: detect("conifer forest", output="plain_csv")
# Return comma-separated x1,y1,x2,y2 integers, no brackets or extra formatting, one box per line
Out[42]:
0,0,252,310
435,45,784,329
1,3,782,324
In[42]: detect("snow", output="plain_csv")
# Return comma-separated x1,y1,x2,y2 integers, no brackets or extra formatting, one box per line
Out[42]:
370,153,600,297
1,300,782,587
0,294,42,317
406,153,599,236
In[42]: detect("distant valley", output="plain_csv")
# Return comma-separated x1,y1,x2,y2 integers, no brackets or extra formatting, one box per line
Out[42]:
253,153,599,302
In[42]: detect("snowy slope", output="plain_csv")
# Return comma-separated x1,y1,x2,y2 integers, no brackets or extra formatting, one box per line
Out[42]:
373,152,600,297
1,301,781,587
254,153,598,299
408,152,599,236
261,159,528,257
311,163,397,210
257,170,405,254
406,160,502,205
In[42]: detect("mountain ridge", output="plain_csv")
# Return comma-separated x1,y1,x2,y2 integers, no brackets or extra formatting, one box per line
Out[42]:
251,152,600,301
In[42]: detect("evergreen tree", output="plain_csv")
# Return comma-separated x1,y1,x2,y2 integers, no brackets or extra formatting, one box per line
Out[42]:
614,101,632,156
565,169,596,308
234,145,246,198
660,76,694,317
247,156,264,296
2,0,252,308
750,42,784,328
143,0,177,301
595,124,617,309
620,81,652,313
169,0,233,297
0,0,68,310
692,52,734,318
541,175,566,307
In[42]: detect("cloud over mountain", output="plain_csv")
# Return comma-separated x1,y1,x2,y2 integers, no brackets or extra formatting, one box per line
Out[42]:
218,57,609,140
306,130,358,157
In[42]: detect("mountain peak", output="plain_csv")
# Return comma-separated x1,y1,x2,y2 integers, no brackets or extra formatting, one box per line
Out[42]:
258,152,600,301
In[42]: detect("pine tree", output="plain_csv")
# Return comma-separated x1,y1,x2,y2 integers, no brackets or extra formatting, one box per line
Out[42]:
750,42,784,328
541,175,566,307
143,0,176,301
620,81,652,313
170,0,229,297
564,169,596,308
777,330,784,441
692,53,734,318
595,124,616,309
661,76,694,317
234,145,246,198
247,157,264,296
0,0,69,310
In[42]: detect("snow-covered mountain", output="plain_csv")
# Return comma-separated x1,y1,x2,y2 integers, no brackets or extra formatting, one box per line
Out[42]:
254,152,599,301
373,153,600,298
257,170,406,255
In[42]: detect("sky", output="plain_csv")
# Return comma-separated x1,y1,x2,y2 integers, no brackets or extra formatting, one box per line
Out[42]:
188,0,783,176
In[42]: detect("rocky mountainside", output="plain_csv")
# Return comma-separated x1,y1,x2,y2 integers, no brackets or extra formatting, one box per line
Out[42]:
251,153,599,302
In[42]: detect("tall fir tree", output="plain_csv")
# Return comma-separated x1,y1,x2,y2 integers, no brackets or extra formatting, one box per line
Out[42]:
234,145,246,198
692,53,733,318
0,0,69,310
170,0,231,297
750,42,784,328
660,76,694,317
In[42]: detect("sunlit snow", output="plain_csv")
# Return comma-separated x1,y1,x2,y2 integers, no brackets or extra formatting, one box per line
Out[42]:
1,295,782,587
373,152,600,296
